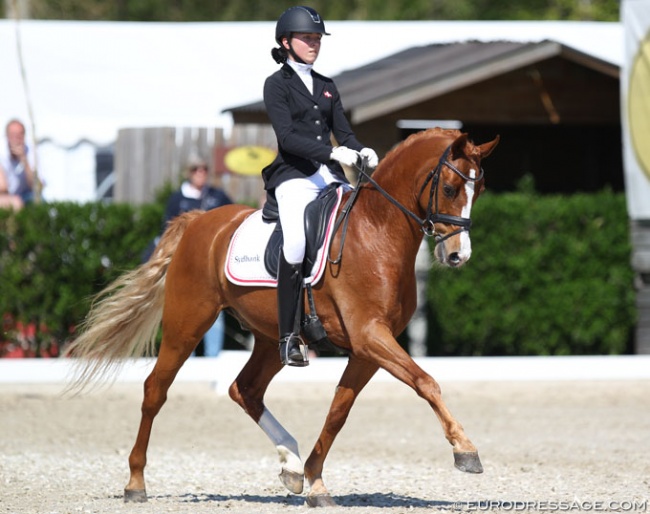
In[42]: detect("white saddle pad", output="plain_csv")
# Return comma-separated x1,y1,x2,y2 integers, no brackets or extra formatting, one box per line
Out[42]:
225,188,342,288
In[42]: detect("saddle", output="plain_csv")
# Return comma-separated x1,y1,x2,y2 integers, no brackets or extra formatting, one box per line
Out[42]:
262,183,342,278
224,183,349,355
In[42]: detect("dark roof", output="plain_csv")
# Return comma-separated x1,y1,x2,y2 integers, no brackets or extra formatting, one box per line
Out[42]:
224,40,619,124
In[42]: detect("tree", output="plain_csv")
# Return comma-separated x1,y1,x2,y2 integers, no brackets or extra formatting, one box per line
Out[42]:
5,0,619,22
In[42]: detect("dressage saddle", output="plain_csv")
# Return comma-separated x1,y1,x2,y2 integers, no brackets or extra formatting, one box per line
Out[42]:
261,182,341,278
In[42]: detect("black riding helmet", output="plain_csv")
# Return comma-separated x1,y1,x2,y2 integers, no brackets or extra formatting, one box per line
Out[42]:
275,6,330,44
271,6,330,64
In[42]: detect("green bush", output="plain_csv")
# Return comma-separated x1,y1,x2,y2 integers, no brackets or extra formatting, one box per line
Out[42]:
0,202,162,356
0,190,637,357
426,189,636,356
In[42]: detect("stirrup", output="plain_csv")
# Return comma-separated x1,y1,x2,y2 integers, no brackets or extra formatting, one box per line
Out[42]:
279,335,309,367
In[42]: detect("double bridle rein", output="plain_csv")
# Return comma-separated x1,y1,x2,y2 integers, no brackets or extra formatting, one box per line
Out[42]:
328,142,483,265
362,143,483,242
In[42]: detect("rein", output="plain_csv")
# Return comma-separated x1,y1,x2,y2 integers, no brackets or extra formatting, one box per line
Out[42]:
327,143,483,265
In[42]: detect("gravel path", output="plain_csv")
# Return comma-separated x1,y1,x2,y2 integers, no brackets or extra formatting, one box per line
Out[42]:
1,379,649,513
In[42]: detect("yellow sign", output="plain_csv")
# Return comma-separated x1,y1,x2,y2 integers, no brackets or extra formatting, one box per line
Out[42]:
224,146,276,176
629,31,650,181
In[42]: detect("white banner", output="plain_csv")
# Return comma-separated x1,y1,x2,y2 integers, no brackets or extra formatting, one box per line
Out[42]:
622,0,650,219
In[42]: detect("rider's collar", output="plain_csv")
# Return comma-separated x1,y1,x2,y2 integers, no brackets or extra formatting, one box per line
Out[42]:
287,59,313,76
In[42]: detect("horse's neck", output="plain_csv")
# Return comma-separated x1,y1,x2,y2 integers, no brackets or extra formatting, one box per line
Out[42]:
354,178,424,268
350,132,449,271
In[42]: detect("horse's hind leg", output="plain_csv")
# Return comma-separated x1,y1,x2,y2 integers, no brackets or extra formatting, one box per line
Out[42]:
304,356,379,507
124,295,220,501
227,335,305,494
123,333,198,502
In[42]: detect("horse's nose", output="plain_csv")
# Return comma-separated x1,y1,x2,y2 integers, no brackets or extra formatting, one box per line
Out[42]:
448,252,462,267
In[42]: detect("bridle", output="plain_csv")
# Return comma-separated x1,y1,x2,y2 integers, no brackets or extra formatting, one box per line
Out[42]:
358,143,484,243
328,142,483,266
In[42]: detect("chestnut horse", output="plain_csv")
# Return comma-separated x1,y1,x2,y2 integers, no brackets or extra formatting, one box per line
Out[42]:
66,128,499,507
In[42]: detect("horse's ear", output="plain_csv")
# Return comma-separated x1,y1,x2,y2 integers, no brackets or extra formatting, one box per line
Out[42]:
450,133,470,159
478,135,500,159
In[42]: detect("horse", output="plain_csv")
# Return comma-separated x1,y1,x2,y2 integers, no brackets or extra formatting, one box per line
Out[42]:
66,127,499,507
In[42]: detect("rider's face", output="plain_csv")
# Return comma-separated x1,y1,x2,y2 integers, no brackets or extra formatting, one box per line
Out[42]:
284,32,321,64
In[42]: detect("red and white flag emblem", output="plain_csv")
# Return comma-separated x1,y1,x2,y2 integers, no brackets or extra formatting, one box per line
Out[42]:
324,90,332,98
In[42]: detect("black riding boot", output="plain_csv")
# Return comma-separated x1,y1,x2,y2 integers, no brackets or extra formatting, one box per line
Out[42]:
277,251,308,367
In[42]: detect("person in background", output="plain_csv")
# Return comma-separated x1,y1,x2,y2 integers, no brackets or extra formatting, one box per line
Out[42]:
262,6,379,366
144,155,233,356
407,240,432,357
0,119,35,211
163,156,232,223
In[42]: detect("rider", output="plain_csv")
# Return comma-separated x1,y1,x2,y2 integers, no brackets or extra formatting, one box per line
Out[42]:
262,6,379,367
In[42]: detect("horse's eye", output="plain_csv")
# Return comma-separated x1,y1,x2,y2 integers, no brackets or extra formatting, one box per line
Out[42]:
443,184,456,198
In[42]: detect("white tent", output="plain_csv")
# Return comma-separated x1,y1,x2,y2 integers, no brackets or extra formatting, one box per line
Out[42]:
1,19,622,202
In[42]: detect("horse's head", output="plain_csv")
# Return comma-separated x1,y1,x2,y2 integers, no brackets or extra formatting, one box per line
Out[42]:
420,131,499,268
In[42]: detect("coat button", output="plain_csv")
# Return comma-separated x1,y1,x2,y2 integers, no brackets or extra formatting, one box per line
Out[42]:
315,120,321,125
316,135,322,141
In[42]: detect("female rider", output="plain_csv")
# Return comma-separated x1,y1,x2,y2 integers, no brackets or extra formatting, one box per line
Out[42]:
262,6,379,366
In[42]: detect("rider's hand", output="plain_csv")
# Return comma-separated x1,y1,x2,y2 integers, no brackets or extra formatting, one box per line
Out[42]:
360,147,379,168
330,146,360,167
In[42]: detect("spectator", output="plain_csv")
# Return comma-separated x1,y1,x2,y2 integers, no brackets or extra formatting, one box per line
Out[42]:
0,119,35,210
163,156,232,223
144,155,233,356
407,240,431,357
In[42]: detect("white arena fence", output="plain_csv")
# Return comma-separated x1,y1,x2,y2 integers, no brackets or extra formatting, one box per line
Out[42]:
0,353,649,395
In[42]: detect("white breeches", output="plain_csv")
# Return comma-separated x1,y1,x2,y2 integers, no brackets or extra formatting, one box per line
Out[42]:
275,165,343,265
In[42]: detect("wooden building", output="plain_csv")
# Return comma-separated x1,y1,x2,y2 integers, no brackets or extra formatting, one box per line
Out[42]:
225,40,622,194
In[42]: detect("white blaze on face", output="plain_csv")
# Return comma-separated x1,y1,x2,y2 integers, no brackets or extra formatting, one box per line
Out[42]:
458,168,477,261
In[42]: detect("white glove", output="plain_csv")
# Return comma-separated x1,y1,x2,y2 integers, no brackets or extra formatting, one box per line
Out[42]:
360,147,379,168
330,146,360,167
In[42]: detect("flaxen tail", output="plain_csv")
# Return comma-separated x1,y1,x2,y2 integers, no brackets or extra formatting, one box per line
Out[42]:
65,211,204,393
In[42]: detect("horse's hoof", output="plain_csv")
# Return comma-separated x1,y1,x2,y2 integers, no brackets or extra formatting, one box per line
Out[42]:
306,493,337,507
454,451,483,473
279,469,304,494
124,488,148,503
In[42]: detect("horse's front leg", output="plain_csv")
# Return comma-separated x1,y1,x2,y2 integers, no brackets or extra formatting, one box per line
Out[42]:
304,356,378,507
228,336,304,494
360,321,483,474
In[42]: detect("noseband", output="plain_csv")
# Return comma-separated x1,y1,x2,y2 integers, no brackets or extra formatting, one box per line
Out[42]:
358,143,484,244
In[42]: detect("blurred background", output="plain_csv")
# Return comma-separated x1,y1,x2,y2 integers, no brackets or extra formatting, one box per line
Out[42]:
2,0,649,359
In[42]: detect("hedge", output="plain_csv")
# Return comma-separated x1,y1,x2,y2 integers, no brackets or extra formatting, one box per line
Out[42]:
426,189,636,356
0,201,163,356
0,189,636,357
